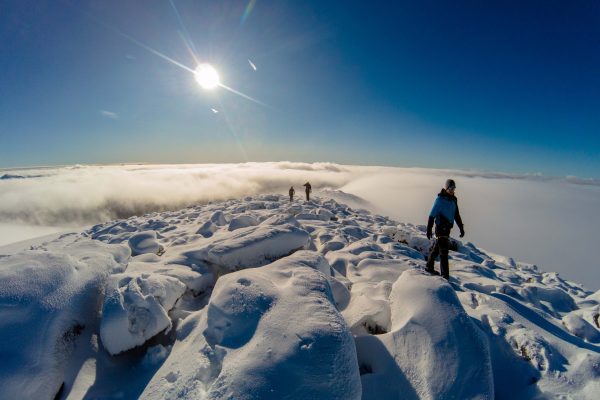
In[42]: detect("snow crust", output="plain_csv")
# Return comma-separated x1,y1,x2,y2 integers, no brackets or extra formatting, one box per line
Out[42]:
1,193,599,399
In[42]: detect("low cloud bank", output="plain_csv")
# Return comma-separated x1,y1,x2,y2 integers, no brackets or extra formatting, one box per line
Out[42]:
0,163,360,226
0,162,598,288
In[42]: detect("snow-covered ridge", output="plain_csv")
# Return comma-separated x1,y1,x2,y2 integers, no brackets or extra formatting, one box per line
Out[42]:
1,194,599,399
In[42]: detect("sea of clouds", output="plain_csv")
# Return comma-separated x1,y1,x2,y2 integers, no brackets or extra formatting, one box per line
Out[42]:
1,162,598,288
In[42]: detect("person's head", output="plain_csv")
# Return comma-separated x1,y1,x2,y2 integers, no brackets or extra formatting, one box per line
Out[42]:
444,179,456,194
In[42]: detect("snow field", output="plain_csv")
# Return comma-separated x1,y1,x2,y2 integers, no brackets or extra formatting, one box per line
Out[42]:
1,193,599,399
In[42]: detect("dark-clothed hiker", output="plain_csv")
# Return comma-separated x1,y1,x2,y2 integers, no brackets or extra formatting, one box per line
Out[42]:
426,179,465,280
303,182,312,201
289,186,295,202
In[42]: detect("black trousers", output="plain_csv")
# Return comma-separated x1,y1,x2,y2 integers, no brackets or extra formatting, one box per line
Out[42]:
305,190,310,201
426,236,450,279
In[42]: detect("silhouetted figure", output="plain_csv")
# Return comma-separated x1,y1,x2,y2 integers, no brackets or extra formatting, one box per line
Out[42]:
289,186,295,202
303,182,312,201
426,179,465,280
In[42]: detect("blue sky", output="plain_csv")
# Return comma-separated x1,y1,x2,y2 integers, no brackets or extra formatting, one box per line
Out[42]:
1,0,599,178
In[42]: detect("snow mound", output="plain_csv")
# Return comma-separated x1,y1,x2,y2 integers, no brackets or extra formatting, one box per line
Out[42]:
355,269,493,400
142,251,361,399
100,271,186,355
184,222,310,273
126,260,214,295
128,230,164,256
0,236,129,399
227,215,259,231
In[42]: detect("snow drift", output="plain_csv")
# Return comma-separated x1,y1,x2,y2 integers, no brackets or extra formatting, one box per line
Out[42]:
0,236,129,399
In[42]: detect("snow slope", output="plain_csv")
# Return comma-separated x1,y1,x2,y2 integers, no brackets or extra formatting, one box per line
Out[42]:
1,194,599,399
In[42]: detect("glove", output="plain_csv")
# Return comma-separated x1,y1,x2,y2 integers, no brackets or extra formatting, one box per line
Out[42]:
459,226,465,238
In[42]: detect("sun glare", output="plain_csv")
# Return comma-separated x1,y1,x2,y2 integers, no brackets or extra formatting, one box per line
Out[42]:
194,63,220,90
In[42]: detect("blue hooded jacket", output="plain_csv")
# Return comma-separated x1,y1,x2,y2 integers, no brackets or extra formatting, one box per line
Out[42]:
428,189,464,235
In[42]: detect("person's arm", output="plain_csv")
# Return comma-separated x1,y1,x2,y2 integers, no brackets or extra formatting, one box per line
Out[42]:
427,217,435,240
427,199,439,239
455,202,465,237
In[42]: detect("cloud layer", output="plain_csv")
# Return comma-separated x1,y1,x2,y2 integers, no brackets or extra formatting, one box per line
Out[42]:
0,162,598,288
0,163,360,226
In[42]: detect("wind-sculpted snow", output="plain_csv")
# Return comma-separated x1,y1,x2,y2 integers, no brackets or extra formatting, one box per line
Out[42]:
100,271,186,355
128,231,164,256
0,236,129,399
142,251,361,399
355,269,494,400
1,193,599,399
183,221,311,273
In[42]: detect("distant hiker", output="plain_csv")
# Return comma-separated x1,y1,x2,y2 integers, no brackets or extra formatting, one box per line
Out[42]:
303,182,312,201
426,179,465,280
289,186,295,202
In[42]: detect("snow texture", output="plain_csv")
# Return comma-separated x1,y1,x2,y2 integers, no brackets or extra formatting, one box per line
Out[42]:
1,193,599,399
99,271,186,355
142,251,360,400
0,235,129,399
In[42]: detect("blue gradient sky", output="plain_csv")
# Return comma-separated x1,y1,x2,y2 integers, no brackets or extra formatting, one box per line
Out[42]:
1,0,599,177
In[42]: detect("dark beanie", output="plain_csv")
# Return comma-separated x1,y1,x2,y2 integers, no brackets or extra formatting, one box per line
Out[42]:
445,179,456,190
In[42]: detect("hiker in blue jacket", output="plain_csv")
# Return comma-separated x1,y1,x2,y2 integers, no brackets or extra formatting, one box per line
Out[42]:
426,179,465,280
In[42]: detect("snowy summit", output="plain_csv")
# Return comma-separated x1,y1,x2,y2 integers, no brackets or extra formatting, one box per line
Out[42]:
1,194,599,399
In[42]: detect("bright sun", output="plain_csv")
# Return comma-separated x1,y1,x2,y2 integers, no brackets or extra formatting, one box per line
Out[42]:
194,63,220,90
